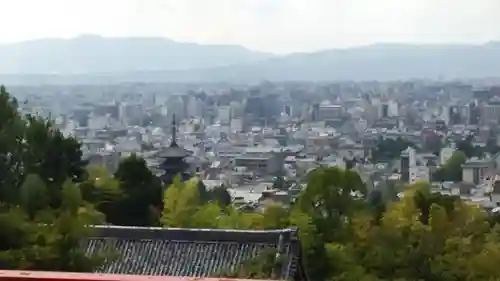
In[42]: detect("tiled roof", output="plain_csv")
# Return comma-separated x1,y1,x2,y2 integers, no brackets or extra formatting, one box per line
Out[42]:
157,145,192,158
82,226,302,280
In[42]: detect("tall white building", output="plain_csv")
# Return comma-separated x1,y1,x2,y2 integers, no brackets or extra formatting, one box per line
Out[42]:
408,147,418,184
230,101,244,119
187,97,204,118
401,146,418,183
377,100,399,119
230,118,243,132
481,102,500,125
388,100,399,117
217,106,231,125
119,102,143,125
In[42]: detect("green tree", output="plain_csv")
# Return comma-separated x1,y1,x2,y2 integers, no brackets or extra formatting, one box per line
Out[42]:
207,185,232,208
191,202,223,228
113,154,163,226
0,86,27,203
371,137,415,162
41,180,106,272
289,209,331,281
262,204,289,229
329,181,500,281
0,86,87,207
23,116,87,182
80,165,122,222
0,183,105,271
221,248,286,279
411,181,461,224
217,206,264,229
290,166,366,280
162,176,201,227
19,174,48,220
297,166,366,241
0,86,106,272
456,134,485,158
433,151,466,182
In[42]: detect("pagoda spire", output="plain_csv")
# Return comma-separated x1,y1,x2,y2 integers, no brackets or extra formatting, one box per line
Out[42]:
171,113,178,147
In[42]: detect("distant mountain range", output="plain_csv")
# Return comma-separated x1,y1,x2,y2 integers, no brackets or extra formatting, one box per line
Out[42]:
1,36,500,84
0,35,273,74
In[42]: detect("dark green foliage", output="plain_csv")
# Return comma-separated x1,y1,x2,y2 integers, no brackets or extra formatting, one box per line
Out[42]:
0,86,26,203
366,189,386,225
19,174,48,219
300,167,366,241
412,184,461,224
456,135,500,158
207,185,231,207
456,134,480,158
111,154,163,226
0,206,32,252
371,137,415,162
0,86,87,207
432,151,466,182
0,85,105,272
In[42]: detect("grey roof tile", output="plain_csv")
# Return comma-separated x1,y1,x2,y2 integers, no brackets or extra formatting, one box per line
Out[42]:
82,226,301,280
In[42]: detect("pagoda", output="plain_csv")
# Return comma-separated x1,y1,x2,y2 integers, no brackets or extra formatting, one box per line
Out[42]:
158,114,192,185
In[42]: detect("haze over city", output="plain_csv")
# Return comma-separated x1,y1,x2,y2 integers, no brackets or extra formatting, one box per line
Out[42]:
1,0,499,54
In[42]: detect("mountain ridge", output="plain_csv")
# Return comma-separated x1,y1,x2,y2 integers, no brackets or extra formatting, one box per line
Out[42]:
1,37,500,84
0,35,274,74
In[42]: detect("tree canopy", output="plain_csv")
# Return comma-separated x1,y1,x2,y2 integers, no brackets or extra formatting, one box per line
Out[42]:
371,137,415,162
0,86,104,271
433,150,467,182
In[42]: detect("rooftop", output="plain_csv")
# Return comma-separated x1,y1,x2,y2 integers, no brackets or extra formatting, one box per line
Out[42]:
463,158,492,167
156,145,192,159
82,226,302,279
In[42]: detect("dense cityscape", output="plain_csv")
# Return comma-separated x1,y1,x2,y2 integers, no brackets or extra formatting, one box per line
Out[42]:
2,80,500,281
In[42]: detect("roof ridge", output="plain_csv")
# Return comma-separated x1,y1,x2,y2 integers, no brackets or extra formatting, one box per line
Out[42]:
91,225,296,232
88,225,298,244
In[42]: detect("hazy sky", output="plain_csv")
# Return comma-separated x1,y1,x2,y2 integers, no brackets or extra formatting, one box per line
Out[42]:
0,0,499,54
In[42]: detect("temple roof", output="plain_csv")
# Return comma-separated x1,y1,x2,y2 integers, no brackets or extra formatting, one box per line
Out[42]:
157,145,192,159
82,226,302,280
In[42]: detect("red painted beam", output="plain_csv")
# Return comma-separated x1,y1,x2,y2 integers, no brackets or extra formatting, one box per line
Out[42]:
0,271,274,281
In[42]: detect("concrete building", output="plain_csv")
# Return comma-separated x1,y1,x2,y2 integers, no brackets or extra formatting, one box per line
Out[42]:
401,147,416,183
217,106,231,125
186,97,204,118
481,101,500,125
318,104,343,120
462,158,495,185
